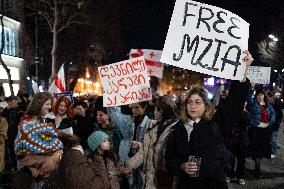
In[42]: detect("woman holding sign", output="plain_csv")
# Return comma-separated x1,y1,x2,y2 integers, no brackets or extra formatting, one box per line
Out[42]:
165,51,253,189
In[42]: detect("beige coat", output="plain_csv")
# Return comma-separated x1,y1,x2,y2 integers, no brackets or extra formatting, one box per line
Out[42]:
0,116,8,171
128,119,178,189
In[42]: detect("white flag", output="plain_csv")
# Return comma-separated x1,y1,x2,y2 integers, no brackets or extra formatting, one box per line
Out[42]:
48,64,66,94
32,80,39,94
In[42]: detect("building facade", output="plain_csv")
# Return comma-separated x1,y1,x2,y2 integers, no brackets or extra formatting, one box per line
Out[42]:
0,0,25,96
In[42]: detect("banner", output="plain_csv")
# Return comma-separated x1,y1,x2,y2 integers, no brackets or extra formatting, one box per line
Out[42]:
99,56,152,107
54,91,74,104
129,49,164,78
48,64,66,94
161,0,250,80
247,66,271,84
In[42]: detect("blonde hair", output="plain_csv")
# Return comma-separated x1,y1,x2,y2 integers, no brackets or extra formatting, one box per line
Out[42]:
180,87,215,122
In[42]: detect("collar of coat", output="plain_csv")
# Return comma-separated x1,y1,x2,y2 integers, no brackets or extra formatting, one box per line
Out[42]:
148,118,179,131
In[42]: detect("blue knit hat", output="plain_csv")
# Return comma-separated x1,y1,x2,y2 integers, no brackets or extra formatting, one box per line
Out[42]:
88,131,109,151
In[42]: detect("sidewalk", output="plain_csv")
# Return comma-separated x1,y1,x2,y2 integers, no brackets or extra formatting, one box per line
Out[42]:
229,125,284,189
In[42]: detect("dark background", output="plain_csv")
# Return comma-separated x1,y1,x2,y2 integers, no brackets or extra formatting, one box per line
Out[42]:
121,0,281,65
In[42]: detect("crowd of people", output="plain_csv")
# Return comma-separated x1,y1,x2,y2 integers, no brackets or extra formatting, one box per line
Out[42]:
0,51,283,189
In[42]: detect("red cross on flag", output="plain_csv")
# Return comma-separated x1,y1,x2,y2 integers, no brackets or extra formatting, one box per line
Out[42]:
48,64,66,94
129,49,164,78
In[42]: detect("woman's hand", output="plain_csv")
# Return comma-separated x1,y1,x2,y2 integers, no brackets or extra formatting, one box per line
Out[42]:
119,165,133,176
132,141,142,149
242,50,254,67
180,162,198,175
241,50,254,82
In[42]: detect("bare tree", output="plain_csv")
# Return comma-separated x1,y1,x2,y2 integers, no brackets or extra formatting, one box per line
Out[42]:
0,2,14,96
26,0,89,82
258,0,284,70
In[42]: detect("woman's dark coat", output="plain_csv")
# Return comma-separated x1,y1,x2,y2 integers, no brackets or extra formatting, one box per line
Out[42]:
165,80,250,189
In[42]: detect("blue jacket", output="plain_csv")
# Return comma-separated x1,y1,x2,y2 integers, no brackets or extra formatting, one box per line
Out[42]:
107,107,153,164
247,91,275,126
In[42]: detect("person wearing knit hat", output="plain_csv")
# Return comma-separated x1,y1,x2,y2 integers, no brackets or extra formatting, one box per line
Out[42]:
88,131,121,189
14,121,63,157
12,120,108,189
87,131,109,152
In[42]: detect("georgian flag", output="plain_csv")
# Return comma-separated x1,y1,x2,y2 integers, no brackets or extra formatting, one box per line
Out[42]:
129,49,164,78
48,64,66,94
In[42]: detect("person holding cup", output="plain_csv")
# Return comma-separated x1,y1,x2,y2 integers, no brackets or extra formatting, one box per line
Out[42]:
165,51,254,189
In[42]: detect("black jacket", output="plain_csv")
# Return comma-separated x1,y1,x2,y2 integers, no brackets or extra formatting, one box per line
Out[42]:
165,119,229,189
2,107,23,144
165,80,250,189
58,117,76,131
216,79,250,138
73,115,95,149
271,98,283,131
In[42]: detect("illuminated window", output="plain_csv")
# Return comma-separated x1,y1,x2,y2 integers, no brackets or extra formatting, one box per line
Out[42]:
0,26,16,56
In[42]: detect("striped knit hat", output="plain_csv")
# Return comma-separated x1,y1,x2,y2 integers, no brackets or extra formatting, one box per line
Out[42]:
87,131,109,151
14,116,63,156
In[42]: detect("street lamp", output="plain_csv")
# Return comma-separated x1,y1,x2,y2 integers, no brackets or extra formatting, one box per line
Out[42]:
269,34,274,39
268,34,278,42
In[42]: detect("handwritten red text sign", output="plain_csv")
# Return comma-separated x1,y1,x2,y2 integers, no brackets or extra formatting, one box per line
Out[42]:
99,56,152,107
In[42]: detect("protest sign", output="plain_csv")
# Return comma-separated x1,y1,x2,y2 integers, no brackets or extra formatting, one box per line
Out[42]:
54,91,74,104
129,49,164,78
98,56,152,107
161,0,250,80
247,66,271,84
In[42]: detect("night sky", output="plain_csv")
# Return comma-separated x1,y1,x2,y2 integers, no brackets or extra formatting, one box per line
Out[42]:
121,0,282,65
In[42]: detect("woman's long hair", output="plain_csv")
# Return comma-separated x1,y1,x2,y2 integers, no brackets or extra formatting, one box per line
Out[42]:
155,95,177,123
26,92,54,121
53,96,75,118
181,87,215,122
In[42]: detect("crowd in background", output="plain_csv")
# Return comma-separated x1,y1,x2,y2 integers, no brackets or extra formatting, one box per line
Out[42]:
0,51,283,189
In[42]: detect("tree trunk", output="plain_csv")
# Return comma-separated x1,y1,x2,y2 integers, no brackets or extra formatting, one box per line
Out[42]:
0,11,14,96
49,0,58,84
50,30,58,83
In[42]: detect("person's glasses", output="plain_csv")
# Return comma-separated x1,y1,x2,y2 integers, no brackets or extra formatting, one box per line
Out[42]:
187,101,204,108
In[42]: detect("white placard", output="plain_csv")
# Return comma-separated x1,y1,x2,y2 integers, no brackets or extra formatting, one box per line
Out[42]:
161,0,250,80
98,57,152,107
247,66,271,84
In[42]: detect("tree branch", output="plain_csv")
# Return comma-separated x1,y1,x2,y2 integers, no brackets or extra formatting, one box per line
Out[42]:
39,0,53,9
38,11,54,31
57,14,87,33
57,1,78,6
